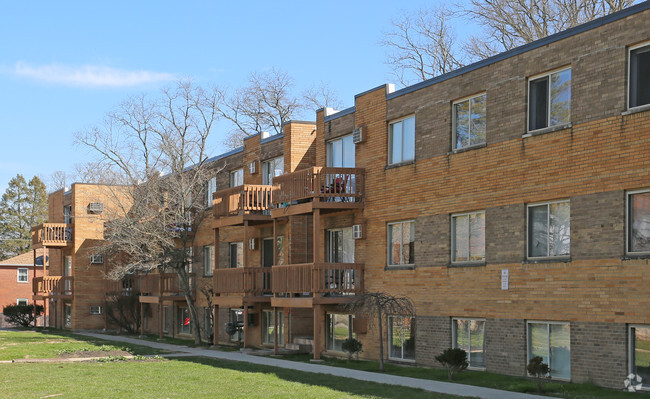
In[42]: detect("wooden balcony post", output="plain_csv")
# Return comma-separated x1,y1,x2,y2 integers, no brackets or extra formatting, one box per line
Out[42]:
243,220,249,267
243,306,249,348
313,304,323,360
273,219,277,266
213,305,219,346
140,303,145,336
313,209,321,263
158,303,163,340
273,307,279,355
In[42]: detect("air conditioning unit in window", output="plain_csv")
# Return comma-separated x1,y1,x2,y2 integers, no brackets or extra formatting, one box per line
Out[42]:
90,254,104,264
88,202,104,213
353,127,364,144
249,238,257,250
249,161,256,174
89,306,103,315
352,224,363,239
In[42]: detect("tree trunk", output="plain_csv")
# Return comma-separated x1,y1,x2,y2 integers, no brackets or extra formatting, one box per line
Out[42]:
178,267,201,345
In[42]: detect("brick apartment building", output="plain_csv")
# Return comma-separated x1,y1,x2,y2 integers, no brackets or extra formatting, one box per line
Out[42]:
0,250,43,327
32,2,650,390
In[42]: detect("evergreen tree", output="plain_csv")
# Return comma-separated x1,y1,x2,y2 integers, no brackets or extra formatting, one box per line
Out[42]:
0,174,48,260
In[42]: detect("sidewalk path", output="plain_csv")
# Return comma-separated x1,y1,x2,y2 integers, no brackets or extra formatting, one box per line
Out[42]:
79,332,548,399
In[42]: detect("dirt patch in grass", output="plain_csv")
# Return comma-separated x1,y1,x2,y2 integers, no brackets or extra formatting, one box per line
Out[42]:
57,350,132,359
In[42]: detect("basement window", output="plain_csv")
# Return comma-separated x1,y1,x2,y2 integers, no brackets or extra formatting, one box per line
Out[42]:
629,43,650,109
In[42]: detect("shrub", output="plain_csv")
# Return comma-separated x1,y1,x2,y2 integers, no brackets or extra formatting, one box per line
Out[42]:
527,356,551,393
2,304,44,328
341,338,363,360
435,348,468,380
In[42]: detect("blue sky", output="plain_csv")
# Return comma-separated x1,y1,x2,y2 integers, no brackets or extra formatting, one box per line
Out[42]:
0,0,464,192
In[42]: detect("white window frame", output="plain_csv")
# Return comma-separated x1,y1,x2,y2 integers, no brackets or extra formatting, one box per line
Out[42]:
326,134,355,168
388,115,415,165
451,211,486,264
388,315,416,362
17,298,28,306
205,177,217,208
626,189,650,255
526,200,570,259
203,245,214,277
526,320,571,381
628,324,650,390
628,41,650,111
89,306,103,315
387,220,415,267
452,318,486,370
230,168,244,188
527,67,571,133
17,268,28,283
452,92,487,150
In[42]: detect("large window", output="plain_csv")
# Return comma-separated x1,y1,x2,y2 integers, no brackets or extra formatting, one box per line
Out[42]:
203,245,214,276
629,325,650,388
389,316,415,361
629,43,650,109
178,307,191,335
453,93,486,150
262,156,284,185
451,211,485,263
453,318,485,369
527,201,570,258
388,116,415,164
230,168,244,187
17,268,28,283
387,221,414,266
326,313,354,352
527,321,571,379
205,177,217,207
230,309,244,342
262,309,284,345
229,242,243,268
628,190,650,254
528,68,571,132
327,135,355,168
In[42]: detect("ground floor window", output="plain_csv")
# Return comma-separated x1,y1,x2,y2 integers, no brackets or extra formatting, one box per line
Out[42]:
229,309,244,343
17,298,28,306
453,318,485,368
326,313,354,352
389,316,415,361
262,309,284,345
64,303,72,328
630,325,650,388
178,307,191,335
162,306,170,333
528,321,570,379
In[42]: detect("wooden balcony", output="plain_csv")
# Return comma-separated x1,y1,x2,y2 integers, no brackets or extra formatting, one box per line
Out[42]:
271,263,364,307
138,273,195,303
33,276,73,298
105,276,140,296
31,223,73,248
271,167,365,217
213,184,273,228
213,267,272,307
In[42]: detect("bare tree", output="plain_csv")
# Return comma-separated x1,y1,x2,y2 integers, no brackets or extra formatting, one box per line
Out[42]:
76,80,223,345
344,292,415,372
382,6,464,86
303,82,345,111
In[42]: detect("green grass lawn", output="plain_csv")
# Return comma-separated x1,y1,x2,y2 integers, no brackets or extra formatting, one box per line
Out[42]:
278,354,637,399
0,329,165,360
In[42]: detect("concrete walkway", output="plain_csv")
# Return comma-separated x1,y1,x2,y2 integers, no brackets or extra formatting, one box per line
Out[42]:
79,332,549,399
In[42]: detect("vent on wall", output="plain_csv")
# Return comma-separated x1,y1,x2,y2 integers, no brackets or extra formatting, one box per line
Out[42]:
88,202,104,213
353,127,364,143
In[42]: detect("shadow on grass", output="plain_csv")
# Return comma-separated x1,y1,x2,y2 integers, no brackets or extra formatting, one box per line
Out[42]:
172,356,464,399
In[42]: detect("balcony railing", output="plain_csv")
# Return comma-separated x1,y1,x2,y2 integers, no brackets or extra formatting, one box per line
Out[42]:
272,167,365,205
33,276,73,296
138,273,195,297
31,223,73,247
105,276,141,296
213,184,273,218
214,267,272,295
271,263,364,296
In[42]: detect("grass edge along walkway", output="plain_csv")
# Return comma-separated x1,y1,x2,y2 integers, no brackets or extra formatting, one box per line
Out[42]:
77,332,547,399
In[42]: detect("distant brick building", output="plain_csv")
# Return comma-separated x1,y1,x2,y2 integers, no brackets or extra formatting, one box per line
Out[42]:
0,250,43,327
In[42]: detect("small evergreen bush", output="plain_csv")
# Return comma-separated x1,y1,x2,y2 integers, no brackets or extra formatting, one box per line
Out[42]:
342,338,363,360
435,348,468,380
2,304,44,328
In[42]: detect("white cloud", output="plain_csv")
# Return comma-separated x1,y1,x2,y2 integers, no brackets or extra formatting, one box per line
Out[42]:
12,62,175,87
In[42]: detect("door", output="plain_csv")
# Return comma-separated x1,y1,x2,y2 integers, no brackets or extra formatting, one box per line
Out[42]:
262,238,274,292
325,228,355,292
326,135,355,197
64,303,72,328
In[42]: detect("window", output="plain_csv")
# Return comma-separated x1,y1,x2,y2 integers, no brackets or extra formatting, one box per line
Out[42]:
89,306,103,315
453,93,486,150
262,309,284,345
205,177,217,207
64,303,72,328
389,316,415,361
528,68,571,132
528,321,571,379
17,268,28,283
178,307,191,335
64,206,72,224
388,116,415,164
203,245,215,276
262,157,284,185
453,319,485,368
229,242,243,268
387,221,414,266
17,299,28,306
629,325,650,389
229,309,244,342
326,313,354,352
451,211,485,263
162,306,170,333
528,201,570,258
230,168,244,187
628,190,650,254
629,43,650,109
327,135,355,168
